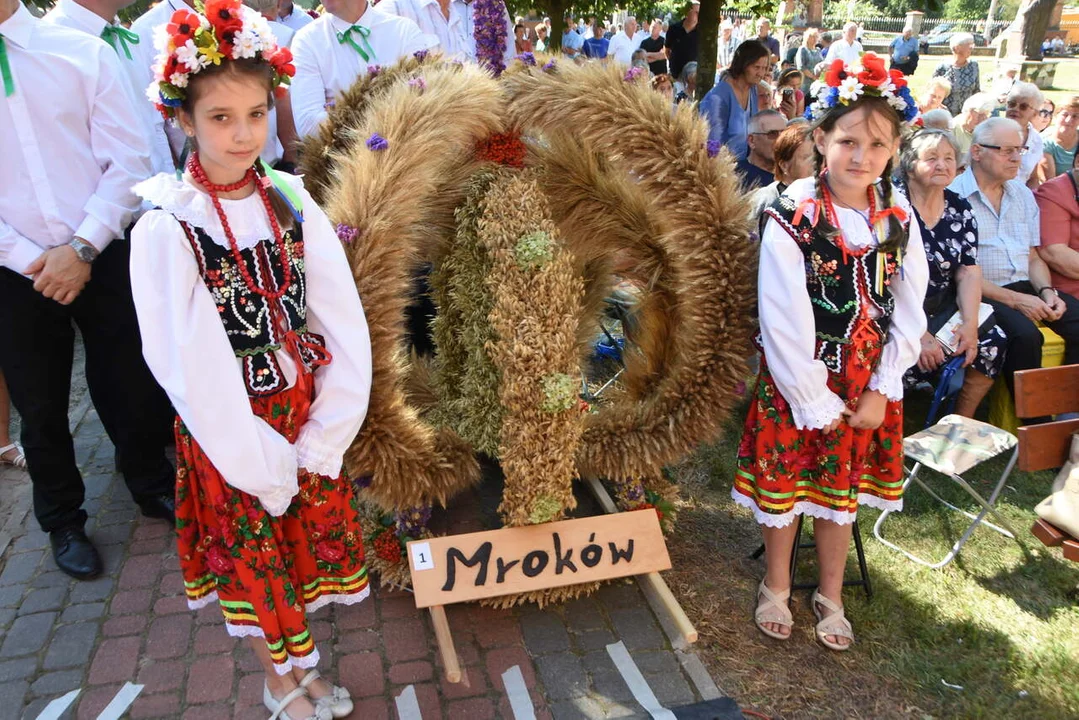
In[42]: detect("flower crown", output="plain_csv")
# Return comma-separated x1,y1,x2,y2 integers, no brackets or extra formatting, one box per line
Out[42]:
804,52,918,124
147,0,295,120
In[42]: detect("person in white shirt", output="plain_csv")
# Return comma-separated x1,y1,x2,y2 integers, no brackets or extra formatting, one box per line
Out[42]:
291,0,433,138
828,21,863,65
379,0,513,65
243,0,301,168
44,0,169,176
0,0,176,581
277,0,314,32
130,0,195,173
607,15,641,66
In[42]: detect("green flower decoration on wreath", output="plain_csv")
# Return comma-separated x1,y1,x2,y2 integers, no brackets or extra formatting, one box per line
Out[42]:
528,495,562,524
513,231,554,270
541,372,578,414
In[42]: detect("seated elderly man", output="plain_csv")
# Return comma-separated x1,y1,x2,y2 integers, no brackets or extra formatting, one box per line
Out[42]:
950,117,1079,405
736,110,787,191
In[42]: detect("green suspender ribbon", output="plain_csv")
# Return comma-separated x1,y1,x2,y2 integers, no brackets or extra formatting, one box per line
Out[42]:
336,25,375,63
100,25,140,61
259,159,305,224
0,35,13,97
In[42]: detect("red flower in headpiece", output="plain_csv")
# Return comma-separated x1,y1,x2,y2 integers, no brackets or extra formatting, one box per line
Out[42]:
856,52,888,88
204,0,244,40
166,9,201,46
268,46,295,77
824,58,847,87
888,68,908,89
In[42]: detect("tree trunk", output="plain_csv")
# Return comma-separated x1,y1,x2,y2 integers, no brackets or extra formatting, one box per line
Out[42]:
984,0,1000,41
547,0,566,51
696,0,720,100
1017,0,1057,59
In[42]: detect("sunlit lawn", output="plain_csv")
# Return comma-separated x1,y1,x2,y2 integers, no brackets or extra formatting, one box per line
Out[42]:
907,54,1079,105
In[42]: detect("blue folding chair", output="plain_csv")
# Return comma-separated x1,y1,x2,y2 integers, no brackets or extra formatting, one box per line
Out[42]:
924,356,966,429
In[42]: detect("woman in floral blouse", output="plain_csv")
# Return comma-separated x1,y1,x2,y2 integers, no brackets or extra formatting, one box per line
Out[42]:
899,129,1007,415
933,33,980,116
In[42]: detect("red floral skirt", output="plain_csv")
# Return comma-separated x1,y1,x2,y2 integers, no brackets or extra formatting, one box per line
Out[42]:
732,339,905,527
174,377,368,674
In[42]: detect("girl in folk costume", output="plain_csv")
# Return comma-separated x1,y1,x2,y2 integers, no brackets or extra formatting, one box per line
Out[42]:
130,2,371,718
734,52,928,651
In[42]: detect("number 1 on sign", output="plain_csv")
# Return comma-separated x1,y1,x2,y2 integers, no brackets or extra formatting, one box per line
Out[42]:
411,541,434,570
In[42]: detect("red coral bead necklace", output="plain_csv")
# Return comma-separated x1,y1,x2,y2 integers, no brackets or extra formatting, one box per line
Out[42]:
187,151,292,301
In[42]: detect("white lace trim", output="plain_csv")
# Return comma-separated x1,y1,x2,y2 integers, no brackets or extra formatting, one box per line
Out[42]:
133,172,306,250
219,624,323,676
304,585,371,614
868,368,905,402
296,428,346,480
187,591,219,610
730,486,904,527
789,391,848,431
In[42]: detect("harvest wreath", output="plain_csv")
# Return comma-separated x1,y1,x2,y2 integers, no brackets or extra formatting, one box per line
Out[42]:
300,56,755,603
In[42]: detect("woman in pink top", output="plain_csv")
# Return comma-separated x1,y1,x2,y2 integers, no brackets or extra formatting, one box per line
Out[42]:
1035,171,1079,298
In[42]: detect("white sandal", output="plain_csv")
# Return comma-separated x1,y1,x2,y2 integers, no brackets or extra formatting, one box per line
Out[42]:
0,443,26,469
754,580,793,640
299,669,353,719
812,588,854,651
263,683,332,720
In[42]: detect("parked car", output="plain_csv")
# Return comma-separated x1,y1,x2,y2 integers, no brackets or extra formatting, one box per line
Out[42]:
919,25,987,53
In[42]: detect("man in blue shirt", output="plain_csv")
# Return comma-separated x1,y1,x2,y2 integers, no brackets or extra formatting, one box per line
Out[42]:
736,110,786,191
582,22,609,59
889,27,919,75
562,15,585,57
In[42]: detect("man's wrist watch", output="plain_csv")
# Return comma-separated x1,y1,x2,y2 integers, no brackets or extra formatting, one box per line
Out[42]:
68,238,99,264
1038,286,1059,299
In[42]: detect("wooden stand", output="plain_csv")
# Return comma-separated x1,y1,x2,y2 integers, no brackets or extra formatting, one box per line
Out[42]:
428,605,462,683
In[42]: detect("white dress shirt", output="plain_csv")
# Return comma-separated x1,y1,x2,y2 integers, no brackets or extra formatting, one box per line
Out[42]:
130,172,372,515
828,38,863,65
270,18,296,47
277,3,315,33
43,0,164,178
0,4,151,275
130,0,193,172
378,0,512,65
607,30,641,66
291,6,433,138
1019,122,1044,184
757,178,928,429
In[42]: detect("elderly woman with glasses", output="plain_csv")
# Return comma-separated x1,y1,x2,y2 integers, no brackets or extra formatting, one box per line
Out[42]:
933,32,980,116
900,129,1008,415
1034,98,1056,133
1040,95,1079,181
1004,81,1046,186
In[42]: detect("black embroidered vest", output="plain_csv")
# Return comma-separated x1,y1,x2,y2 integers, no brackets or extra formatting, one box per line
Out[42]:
763,193,907,375
181,221,328,397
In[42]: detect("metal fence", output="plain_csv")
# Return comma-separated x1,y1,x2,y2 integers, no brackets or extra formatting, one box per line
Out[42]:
818,15,1011,38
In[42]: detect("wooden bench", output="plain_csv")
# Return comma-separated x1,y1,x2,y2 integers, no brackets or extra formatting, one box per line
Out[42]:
1014,364,1079,562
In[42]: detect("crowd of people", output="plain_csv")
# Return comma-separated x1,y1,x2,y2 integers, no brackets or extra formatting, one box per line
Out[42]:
2,0,1079,715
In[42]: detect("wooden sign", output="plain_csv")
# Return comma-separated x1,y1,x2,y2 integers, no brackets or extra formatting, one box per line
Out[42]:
407,510,671,609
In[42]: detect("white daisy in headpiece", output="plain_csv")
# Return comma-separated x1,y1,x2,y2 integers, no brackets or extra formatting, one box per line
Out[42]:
838,76,864,103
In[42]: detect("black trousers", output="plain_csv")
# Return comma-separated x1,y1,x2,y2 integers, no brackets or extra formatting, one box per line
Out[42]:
0,238,175,532
984,281,1079,391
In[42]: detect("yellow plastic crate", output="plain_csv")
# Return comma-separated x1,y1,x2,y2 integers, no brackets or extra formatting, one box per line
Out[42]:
987,326,1065,433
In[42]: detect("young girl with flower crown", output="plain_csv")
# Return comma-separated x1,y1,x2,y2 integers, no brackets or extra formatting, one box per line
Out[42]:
733,52,928,651
129,2,371,718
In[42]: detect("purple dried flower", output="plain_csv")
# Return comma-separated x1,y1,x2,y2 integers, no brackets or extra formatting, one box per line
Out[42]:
335,223,361,244
366,133,389,151
706,140,720,158
472,0,508,76
408,76,426,91
394,504,433,538
366,64,382,78
515,52,536,67
413,49,429,61
623,66,645,83
353,474,373,490
542,59,556,72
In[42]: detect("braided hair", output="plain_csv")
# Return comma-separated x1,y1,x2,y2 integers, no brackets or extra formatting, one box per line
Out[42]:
809,95,909,255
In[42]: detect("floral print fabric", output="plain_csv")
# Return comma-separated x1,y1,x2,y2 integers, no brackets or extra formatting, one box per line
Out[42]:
175,376,368,674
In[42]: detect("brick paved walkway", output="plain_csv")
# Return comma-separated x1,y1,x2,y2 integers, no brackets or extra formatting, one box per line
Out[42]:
0,403,727,720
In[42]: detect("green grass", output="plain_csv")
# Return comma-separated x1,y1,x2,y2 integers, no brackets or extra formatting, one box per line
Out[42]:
906,55,1079,106
666,390,1079,719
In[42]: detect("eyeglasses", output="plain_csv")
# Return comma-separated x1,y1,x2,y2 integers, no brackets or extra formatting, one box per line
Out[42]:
752,130,783,138
976,143,1029,157
1039,108,1054,117
1006,100,1035,112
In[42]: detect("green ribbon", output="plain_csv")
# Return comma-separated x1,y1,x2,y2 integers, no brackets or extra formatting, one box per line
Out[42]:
0,35,13,98
336,25,375,63
100,25,140,61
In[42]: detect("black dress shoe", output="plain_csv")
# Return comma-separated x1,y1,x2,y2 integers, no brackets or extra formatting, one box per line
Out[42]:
50,527,103,580
137,494,176,525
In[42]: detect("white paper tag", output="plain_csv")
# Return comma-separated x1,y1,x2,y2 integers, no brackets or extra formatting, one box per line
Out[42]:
410,542,434,571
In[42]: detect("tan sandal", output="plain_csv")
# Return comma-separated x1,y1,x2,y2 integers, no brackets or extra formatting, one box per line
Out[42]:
754,580,793,640
0,443,26,469
812,588,854,651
